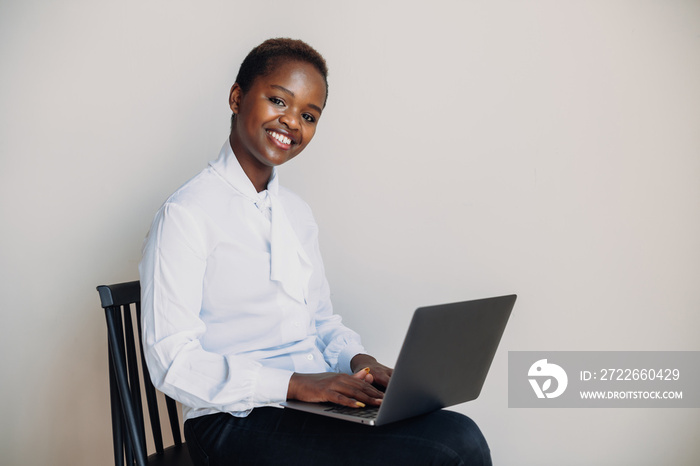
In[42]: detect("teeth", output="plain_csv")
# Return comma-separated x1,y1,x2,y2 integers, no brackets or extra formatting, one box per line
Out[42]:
268,131,292,145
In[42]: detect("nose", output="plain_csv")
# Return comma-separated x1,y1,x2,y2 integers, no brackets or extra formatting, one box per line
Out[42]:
279,110,299,130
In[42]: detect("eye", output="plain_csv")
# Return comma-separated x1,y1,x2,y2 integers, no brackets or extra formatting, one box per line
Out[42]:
302,113,316,123
269,97,285,106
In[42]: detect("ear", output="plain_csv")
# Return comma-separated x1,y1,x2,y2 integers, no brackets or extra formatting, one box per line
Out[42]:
229,83,242,114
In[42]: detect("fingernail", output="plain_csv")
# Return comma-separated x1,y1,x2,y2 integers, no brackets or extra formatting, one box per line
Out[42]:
355,401,366,408
363,367,370,373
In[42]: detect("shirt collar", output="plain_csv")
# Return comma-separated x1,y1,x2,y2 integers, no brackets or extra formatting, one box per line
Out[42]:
209,139,311,304
209,139,279,201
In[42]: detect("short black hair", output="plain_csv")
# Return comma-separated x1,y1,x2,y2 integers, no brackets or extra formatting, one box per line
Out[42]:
235,38,328,106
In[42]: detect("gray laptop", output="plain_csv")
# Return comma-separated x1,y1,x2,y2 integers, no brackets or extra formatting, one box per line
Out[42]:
281,294,516,426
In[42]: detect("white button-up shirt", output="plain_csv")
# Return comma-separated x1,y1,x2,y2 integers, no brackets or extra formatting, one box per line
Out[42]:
139,141,365,420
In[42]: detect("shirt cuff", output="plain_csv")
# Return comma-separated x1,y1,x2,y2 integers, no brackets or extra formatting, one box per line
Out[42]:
338,343,366,375
254,367,294,405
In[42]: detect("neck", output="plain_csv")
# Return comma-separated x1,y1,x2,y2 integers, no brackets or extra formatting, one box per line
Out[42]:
229,133,272,193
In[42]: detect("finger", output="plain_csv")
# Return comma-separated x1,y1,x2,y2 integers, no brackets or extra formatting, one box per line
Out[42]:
352,367,376,386
341,381,384,405
352,367,371,380
332,392,367,408
326,376,383,406
339,375,380,393
373,367,393,387
357,380,385,399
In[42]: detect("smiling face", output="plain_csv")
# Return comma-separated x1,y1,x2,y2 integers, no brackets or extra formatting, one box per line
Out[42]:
228,60,327,191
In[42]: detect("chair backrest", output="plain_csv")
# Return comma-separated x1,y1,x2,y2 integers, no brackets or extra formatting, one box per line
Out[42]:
97,281,185,466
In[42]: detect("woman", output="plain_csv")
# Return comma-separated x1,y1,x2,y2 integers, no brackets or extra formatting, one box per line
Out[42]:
140,38,491,465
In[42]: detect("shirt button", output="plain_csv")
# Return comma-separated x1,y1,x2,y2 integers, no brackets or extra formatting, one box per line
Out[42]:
306,354,314,360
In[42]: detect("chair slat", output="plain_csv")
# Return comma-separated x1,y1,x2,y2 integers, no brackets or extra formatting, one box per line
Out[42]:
165,397,182,446
123,305,148,457
136,302,165,454
108,347,124,466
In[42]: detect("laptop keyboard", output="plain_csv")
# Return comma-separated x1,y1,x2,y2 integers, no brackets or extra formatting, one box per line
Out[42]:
324,405,380,420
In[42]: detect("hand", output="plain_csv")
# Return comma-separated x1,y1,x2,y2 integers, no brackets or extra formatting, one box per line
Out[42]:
350,354,393,389
287,369,384,408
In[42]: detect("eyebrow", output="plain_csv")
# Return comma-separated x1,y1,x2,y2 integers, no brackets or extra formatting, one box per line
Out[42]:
270,84,323,114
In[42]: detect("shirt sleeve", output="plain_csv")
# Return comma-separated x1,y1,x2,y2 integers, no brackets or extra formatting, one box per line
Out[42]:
139,202,293,413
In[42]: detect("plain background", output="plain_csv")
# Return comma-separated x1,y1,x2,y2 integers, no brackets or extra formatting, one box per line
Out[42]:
1,0,699,464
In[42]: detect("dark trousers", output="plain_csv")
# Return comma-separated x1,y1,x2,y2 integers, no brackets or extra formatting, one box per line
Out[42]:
184,407,491,466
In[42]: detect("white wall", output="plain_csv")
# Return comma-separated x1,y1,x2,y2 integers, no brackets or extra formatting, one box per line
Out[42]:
1,1,699,464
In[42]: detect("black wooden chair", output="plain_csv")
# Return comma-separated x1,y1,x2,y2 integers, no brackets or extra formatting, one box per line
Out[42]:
97,281,193,466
